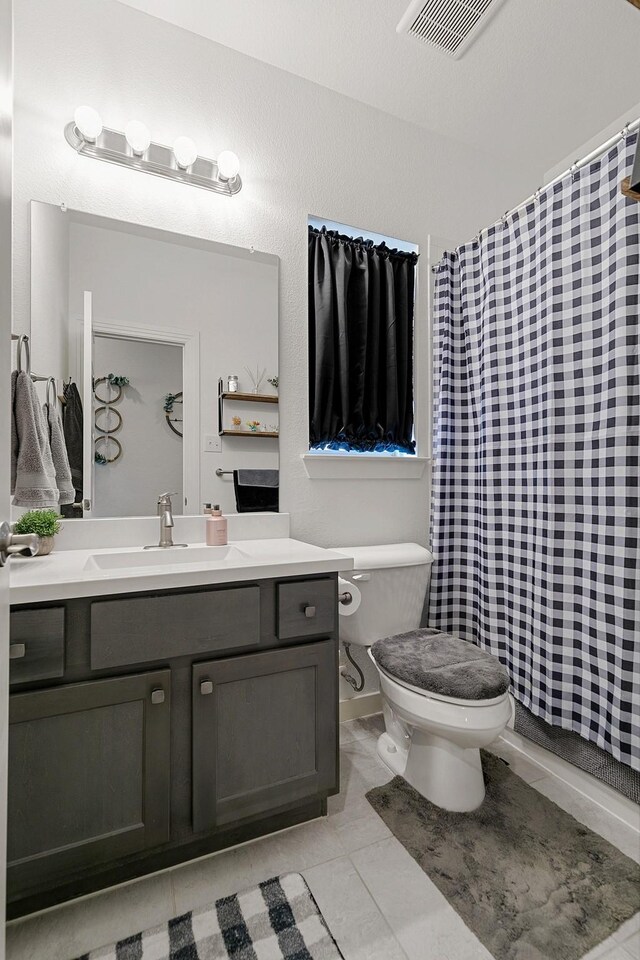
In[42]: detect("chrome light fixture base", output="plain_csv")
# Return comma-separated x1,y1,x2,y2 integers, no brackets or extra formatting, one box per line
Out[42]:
64,122,242,197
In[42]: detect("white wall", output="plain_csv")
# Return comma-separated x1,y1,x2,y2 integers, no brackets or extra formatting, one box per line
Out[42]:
66,218,278,514
545,102,640,182
12,0,524,555
93,336,183,517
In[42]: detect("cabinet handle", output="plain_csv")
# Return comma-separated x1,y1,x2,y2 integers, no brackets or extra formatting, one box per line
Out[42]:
304,605,316,619
200,680,213,696
9,643,26,660
150,688,165,705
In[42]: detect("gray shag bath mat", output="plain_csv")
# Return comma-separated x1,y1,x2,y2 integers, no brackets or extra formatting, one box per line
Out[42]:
76,873,344,960
366,753,640,960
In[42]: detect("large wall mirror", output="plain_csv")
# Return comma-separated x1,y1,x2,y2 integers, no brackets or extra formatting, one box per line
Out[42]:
28,202,279,518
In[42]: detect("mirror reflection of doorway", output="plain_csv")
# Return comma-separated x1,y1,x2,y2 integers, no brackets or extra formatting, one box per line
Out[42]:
93,335,183,518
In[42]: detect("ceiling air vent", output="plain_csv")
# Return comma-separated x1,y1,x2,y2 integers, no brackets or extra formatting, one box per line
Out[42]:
397,0,504,58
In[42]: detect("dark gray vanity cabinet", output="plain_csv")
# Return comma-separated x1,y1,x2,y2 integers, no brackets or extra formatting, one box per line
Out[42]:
192,640,336,832
7,574,339,918
7,669,171,899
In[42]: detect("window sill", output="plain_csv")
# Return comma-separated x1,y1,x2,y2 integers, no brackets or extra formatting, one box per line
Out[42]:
301,453,431,480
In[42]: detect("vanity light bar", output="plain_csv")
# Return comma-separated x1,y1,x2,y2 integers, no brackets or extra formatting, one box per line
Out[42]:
64,110,242,197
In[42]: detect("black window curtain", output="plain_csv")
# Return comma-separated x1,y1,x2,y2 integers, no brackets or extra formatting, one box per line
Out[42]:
308,226,418,454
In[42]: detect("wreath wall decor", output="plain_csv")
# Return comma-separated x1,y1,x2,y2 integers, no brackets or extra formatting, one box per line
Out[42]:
93,373,129,404
94,405,123,434
164,391,183,438
94,435,122,464
94,373,129,464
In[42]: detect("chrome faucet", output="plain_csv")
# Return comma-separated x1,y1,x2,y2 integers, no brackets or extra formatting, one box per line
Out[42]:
144,493,188,549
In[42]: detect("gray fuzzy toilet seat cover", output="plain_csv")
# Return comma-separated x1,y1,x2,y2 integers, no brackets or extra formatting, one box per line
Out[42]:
370,628,510,700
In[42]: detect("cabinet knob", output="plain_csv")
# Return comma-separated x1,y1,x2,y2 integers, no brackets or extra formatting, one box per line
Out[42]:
200,680,213,696
9,643,26,660
304,605,316,619
150,689,165,705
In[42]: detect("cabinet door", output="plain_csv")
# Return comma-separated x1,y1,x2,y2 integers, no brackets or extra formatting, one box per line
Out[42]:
193,640,337,833
8,669,171,897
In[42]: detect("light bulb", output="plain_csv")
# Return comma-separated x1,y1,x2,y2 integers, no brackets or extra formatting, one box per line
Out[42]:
217,150,240,181
74,105,103,142
125,120,151,156
173,136,198,169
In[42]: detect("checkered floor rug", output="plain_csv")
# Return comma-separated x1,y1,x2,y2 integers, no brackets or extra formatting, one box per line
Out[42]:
76,873,344,959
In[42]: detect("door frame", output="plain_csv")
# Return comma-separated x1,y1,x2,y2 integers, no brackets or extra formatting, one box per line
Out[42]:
0,0,13,952
75,318,200,515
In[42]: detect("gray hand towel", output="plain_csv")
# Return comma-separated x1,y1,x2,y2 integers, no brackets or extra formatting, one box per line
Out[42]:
12,371,59,508
45,398,75,505
235,469,279,487
11,370,18,494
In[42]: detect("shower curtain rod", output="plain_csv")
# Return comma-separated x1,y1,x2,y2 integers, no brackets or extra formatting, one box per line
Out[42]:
463,117,640,251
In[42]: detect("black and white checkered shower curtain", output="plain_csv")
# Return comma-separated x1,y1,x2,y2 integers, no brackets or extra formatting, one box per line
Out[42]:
428,132,639,771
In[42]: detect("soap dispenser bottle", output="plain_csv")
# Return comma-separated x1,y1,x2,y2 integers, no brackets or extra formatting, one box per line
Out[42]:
206,504,228,546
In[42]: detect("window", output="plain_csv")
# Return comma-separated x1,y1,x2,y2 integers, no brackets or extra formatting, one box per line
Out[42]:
308,217,418,456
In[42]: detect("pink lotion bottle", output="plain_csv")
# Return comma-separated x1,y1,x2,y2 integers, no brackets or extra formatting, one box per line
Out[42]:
206,504,228,546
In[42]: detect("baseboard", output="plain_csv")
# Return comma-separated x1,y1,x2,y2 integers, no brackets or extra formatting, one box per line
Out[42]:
339,692,382,723
500,728,640,833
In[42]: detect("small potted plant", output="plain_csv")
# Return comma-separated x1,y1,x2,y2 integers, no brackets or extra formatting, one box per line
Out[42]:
231,415,242,430
13,509,62,556
246,420,261,433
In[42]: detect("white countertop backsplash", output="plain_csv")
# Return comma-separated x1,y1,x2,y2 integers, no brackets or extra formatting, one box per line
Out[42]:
53,512,291,551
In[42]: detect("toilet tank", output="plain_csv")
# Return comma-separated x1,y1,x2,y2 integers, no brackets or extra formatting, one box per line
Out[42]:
334,543,434,647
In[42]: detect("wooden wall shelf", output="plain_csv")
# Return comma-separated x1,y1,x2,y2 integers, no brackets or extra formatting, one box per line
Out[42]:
218,378,279,437
221,392,278,404
220,430,279,438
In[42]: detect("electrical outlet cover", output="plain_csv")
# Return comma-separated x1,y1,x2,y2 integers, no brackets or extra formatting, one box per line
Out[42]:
204,435,221,453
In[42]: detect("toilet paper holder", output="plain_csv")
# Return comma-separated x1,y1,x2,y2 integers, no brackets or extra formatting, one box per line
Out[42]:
338,590,353,606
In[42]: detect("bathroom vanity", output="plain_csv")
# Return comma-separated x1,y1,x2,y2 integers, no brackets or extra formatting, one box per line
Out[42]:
7,536,349,918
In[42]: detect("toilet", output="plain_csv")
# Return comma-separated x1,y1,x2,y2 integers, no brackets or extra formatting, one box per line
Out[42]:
336,543,513,812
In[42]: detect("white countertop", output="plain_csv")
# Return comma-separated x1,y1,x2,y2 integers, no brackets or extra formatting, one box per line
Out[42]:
9,538,353,605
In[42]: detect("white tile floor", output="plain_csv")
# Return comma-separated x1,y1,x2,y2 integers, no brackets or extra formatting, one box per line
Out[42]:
7,715,640,960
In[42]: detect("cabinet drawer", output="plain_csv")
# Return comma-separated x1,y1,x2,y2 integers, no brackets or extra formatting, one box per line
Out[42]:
9,608,64,686
277,579,336,640
91,586,260,669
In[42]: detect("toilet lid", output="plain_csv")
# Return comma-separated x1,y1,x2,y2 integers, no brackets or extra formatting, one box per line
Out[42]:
370,628,510,701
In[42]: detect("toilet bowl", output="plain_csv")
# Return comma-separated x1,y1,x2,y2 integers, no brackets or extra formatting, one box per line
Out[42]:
335,543,513,812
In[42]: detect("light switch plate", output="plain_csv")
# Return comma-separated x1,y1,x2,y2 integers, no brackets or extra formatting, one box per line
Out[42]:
204,435,222,453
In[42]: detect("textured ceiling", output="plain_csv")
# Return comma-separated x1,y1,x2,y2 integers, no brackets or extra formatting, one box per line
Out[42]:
116,0,640,173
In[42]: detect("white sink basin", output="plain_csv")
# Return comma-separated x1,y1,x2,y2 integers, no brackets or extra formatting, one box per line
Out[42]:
84,544,250,571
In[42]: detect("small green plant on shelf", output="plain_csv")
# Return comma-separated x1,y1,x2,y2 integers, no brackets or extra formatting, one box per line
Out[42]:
246,420,261,432
13,509,62,538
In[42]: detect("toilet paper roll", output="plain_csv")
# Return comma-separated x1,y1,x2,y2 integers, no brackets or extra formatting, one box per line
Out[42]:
338,577,361,616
